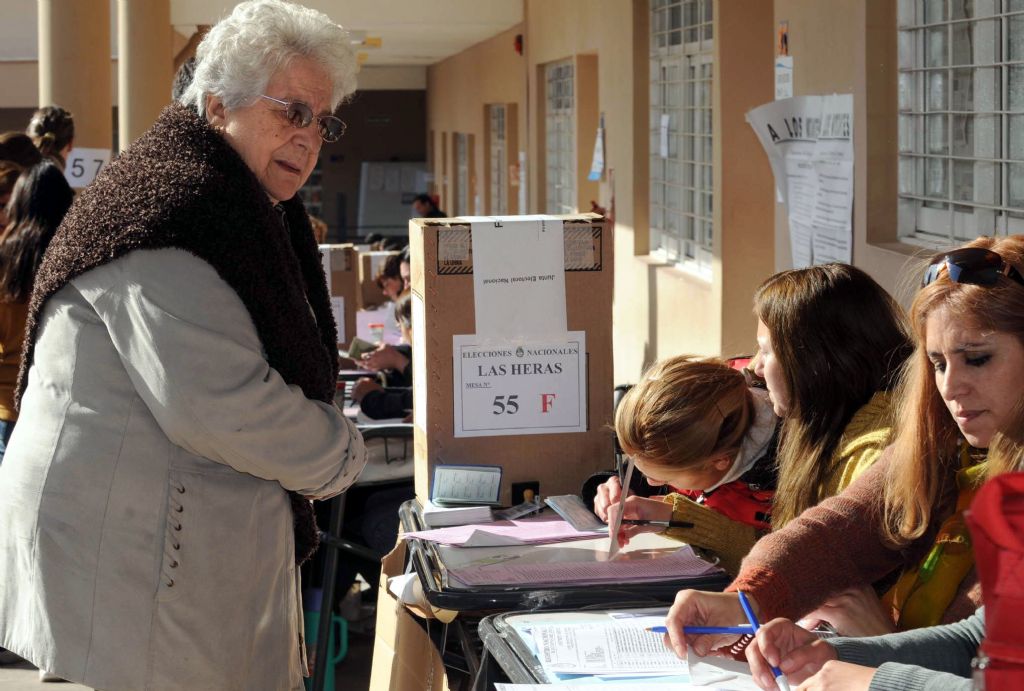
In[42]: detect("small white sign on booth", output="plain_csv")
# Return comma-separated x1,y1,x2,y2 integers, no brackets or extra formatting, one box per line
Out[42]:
452,332,587,438
64,147,111,189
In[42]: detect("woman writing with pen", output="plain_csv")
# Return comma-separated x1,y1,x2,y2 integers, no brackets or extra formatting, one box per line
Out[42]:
597,265,910,583
663,236,1024,687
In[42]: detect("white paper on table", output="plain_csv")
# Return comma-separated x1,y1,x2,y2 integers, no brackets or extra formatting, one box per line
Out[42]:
402,515,605,548
330,297,345,343
531,621,689,675
468,217,567,342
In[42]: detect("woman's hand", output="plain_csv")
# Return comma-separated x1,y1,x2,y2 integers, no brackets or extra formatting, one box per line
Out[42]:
606,496,673,547
351,377,382,403
361,344,408,372
795,660,875,690
663,590,754,658
746,618,837,689
803,585,894,637
594,476,630,521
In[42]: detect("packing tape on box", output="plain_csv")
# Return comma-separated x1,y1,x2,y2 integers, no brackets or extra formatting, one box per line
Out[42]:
436,224,602,275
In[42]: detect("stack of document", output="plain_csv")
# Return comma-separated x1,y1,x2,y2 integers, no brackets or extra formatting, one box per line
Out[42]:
421,500,493,528
402,514,606,547
448,545,720,587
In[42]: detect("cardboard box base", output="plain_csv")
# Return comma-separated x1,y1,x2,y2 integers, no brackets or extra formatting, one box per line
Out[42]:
369,540,451,691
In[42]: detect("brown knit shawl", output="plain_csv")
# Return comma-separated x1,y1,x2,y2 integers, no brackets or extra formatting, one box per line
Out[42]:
16,103,340,564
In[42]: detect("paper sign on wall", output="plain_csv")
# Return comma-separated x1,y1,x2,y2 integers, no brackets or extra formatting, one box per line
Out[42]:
64,147,111,189
468,217,567,342
659,113,671,159
588,113,605,181
452,332,587,438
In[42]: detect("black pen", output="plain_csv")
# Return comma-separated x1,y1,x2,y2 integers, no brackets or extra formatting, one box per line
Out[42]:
620,519,695,529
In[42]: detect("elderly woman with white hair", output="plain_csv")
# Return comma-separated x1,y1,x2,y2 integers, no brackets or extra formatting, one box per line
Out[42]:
0,1,366,688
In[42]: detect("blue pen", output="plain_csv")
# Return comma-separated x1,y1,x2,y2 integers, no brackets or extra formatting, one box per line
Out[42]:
738,590,791,691
647,625,755,635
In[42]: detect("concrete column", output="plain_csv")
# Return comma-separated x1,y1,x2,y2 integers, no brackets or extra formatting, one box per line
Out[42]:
118,0,172,148
38,0,112,149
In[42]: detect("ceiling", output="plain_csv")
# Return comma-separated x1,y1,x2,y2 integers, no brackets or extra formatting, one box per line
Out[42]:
0,0,524,67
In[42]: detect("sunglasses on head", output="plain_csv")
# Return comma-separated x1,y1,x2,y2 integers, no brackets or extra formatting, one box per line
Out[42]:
921,246,1024,288
259,95,346,143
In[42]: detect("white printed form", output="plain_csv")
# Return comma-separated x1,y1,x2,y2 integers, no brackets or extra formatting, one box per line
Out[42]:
467,216,567,343
532,622,689,675
452,332,587,437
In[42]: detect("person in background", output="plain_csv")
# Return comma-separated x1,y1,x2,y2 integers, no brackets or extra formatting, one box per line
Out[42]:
171,56,197,101
0,132,43,170
0,2,367,687
375,250,405,301
309,214,328,243
412,192,446,218
604,265,910,586
0,162,74,463
597,356,779,575
353,293,413,420
663,235,1024,659
0,162,21,228
26,106,74,170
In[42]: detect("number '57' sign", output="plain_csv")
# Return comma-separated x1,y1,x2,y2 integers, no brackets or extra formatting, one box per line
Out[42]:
63,147,112,189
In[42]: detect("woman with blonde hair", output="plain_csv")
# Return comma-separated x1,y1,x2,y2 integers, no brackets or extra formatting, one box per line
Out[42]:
664,235,1024,661
598,356,779,575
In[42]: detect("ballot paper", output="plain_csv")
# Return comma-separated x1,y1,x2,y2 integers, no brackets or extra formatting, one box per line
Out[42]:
401,514,606,547
421,500,493,528
532,621,688,675
607,456,635,559
448,545,720,587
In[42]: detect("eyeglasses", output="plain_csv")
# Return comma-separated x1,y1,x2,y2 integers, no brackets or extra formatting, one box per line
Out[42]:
259,95,346,143
922,247,1024,289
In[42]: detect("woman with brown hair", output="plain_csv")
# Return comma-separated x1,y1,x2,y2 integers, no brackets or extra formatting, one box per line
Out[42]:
26,106,74,170
663,235,1024,660
0,161,73,461
602,265,910,580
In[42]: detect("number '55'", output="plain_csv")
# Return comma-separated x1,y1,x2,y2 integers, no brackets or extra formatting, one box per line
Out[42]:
492,395,519,415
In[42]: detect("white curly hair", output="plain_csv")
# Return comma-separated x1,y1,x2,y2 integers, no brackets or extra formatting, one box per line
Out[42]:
180,0,358,116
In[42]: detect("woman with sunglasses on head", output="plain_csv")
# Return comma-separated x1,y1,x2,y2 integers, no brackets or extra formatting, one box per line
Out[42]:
0,2,367,689
602,265,910,580
662,236,1024,671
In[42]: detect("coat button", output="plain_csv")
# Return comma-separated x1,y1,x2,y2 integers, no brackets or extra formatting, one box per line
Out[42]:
169,560,178,569
174,505,183,513
165,578,174,587
173,523,182,532
172,542,180,550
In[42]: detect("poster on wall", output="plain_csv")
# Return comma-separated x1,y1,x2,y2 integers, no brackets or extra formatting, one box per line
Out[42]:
745,93,853,268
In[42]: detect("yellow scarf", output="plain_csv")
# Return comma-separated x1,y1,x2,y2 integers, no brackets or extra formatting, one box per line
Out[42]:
882,447,987,630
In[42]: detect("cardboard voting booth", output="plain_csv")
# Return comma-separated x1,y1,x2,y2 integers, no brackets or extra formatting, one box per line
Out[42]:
359,250,399,309
318,244,359,347
409,214,613,505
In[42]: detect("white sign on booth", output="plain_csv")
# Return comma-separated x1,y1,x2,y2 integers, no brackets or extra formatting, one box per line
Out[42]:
63,147,111,189
452,332,587,438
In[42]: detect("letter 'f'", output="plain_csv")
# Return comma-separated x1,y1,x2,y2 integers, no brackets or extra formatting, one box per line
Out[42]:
541,393,556,413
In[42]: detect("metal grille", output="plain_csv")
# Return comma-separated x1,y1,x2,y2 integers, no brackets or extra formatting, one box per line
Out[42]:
488,104,508,215
898,0,1024,245
455,132,469,216
650,0,714,276
545,60,576,215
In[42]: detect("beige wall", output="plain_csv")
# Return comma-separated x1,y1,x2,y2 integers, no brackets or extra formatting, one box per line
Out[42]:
427,1,776,384
426,24,527,215
773,0,923,304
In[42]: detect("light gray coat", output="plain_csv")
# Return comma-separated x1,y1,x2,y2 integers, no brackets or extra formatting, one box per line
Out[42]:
0,248,367,690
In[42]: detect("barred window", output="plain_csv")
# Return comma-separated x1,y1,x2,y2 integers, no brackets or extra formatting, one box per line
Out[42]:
898,0,1024,245
545,60,576,215
488,104,508,215
650,0,714,277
